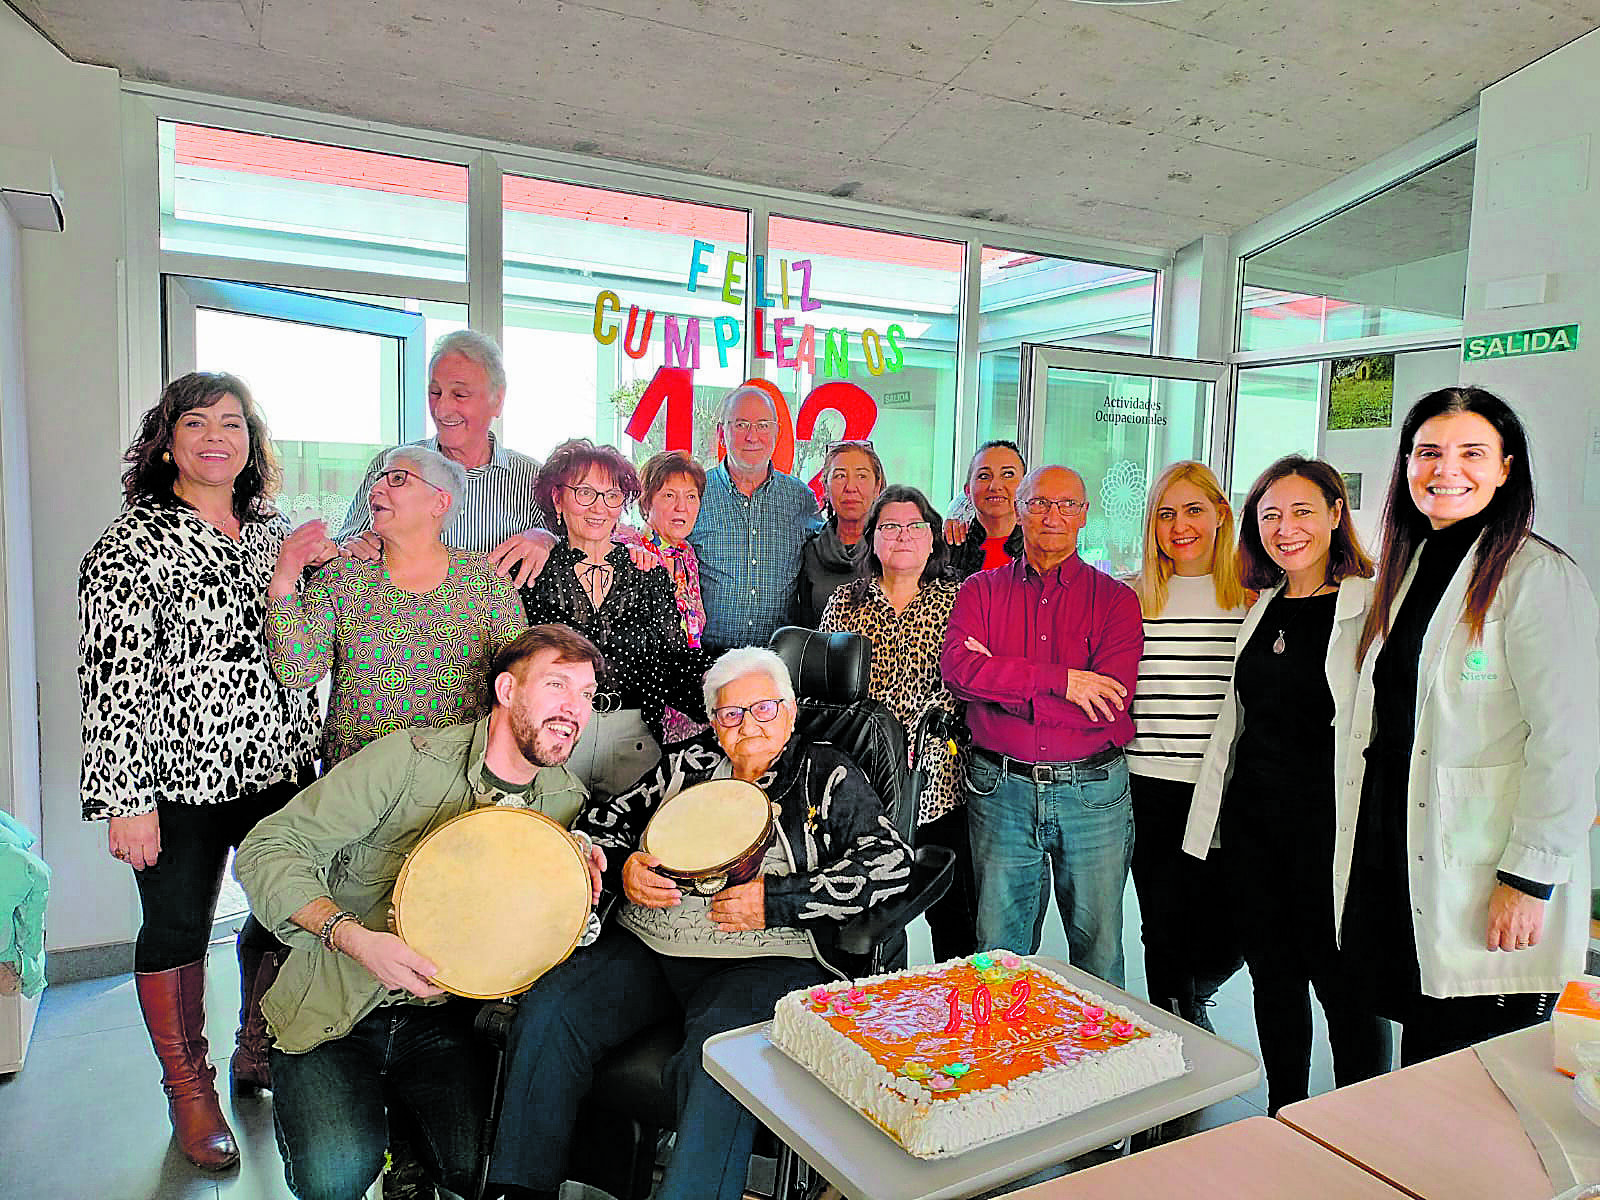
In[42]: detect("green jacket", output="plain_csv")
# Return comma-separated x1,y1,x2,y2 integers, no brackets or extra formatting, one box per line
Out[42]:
235,717,586,1053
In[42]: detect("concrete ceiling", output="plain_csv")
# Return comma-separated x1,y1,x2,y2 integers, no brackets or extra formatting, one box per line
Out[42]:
13,0,1600,252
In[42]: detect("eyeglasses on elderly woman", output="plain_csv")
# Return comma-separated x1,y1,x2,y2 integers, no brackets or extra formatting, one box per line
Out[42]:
381,468,447,494
563,483,628,509
711,699,785,728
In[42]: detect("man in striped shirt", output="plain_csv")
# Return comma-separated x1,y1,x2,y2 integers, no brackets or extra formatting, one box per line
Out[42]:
337,330,555,576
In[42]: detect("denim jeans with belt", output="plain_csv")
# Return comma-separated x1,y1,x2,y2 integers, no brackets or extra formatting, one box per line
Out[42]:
965,749,1134,987
269,1001,488,1200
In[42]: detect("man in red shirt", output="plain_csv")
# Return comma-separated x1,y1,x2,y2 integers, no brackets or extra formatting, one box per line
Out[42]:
940,466,1144,985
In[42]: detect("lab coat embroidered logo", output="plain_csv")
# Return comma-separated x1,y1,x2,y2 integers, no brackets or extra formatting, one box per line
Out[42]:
1461,649,1498,682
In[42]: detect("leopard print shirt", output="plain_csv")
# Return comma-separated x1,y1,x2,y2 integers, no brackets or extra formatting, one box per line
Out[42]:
819,577,963,825
79,503,322,819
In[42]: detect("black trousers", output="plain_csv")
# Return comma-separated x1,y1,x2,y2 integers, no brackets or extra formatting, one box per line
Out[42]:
1128,773,1243,1014
131,773,307,972
917,805,979,961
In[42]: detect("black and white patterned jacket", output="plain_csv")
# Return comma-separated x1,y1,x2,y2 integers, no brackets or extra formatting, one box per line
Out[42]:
78,503,321,819
574,737,913,977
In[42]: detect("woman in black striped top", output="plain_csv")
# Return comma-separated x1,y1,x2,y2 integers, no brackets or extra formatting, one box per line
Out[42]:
1127,462,1248,1036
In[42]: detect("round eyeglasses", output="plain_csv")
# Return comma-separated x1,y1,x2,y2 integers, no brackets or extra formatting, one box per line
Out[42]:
564,483,627,509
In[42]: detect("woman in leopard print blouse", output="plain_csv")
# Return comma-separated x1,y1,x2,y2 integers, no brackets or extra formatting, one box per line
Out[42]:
78,373,322,1171
819,484,975,959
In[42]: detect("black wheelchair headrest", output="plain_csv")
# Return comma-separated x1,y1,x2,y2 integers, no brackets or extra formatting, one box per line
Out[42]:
767,626,871,705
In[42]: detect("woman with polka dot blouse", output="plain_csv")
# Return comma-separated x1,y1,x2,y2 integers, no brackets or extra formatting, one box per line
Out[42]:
521,439,710,795
266,444,527,768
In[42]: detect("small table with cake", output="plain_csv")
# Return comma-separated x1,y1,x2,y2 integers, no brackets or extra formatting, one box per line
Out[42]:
702,953,1261,1200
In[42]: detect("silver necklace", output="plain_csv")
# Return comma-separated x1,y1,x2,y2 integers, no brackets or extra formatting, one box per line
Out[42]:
1271,586,1331,655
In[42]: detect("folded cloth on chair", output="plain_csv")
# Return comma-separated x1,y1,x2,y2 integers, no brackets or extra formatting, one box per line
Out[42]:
0,811,50,999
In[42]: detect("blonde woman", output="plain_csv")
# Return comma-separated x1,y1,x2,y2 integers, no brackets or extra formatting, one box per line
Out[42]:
1126,463,1248,1034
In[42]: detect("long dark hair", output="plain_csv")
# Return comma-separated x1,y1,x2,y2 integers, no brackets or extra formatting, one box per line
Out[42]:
1357,386,1556,663
1236,455,1373,592
843,485,950,602
122,372,281,521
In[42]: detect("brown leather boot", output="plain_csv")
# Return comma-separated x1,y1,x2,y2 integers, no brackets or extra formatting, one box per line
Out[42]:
135,960,240,1170
230,940,280,1095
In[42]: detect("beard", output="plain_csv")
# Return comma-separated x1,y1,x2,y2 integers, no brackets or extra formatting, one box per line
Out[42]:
508,703,580,767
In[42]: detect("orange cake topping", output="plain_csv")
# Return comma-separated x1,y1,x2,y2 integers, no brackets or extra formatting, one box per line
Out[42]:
802,952,1146,1099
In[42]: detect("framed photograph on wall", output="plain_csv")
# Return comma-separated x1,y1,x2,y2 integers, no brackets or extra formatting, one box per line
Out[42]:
1329,354,1395,430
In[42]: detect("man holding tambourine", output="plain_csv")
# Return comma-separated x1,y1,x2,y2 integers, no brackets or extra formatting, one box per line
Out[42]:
236,625,606,1200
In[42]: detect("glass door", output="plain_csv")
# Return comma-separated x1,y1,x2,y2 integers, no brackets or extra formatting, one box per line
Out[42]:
164,276,434,527
163,277,435,924
1019,344,1230,577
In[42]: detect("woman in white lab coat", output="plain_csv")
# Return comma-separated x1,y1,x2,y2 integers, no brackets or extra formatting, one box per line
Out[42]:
1338,386,1599,1066
1182,456,1391,1115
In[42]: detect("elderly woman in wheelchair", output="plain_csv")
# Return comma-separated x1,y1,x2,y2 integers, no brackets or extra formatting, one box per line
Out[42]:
484,644,915,1200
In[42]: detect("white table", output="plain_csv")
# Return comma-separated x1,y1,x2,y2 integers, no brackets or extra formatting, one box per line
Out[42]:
1278,1024,1556,1199
1006,1116,1407,1199
702,956,1261,1200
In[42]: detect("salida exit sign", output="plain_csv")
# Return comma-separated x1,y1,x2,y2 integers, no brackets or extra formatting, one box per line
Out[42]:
1463,323,1580,361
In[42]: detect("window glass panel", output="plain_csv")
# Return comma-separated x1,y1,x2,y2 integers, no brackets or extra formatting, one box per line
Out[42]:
1228,361,1323,504
1239,149,1472,353
500,177,747,464
764,216,962,510
1038,369,1211,577
977,251,1157,448
191,293,465,526
160,123,468,282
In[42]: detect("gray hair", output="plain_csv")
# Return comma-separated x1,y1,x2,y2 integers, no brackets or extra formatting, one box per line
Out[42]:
430,329,507,397
702,646,796,717
380,445,468,525
717,384,777,426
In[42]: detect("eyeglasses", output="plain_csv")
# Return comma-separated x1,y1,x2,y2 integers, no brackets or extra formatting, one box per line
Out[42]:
876,520,932,539
564,483,627,509
729,419,777,434
381,468,447,494
1021,498,1089,517
712,698,785,728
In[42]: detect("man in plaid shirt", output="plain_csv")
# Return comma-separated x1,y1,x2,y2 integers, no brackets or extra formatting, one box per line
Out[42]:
689,385,818,654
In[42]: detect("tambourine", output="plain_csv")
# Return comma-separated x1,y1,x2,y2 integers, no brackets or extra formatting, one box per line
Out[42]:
642,778,775,896
391,806,592,999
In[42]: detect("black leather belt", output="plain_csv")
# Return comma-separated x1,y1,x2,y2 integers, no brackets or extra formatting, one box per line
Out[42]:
974,744,1123,784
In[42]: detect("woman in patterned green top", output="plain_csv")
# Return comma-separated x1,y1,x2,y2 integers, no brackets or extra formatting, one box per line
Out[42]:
266,445,527,767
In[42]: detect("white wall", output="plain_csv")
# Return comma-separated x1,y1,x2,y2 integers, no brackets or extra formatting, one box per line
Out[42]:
1462,29,1600,593
0,191,39,841
1,6,138,952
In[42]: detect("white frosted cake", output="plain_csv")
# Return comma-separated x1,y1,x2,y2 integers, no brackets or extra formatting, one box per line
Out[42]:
770,952,1187,1159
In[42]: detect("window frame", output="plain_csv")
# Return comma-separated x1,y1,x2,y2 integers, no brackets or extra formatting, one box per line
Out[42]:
126,81,1171,504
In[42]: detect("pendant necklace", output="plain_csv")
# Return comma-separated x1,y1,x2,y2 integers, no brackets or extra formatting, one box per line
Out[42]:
1271,584,1331,655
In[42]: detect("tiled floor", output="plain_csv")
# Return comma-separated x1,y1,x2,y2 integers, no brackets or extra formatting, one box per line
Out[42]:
0,881,1360,1199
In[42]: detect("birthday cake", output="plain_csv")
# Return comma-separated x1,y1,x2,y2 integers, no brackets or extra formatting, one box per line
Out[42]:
769,952,1187,1159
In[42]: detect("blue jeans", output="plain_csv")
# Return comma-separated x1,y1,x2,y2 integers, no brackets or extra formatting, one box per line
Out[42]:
269,1002,488,1200
965,750,1134,986
491,928,822,1200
